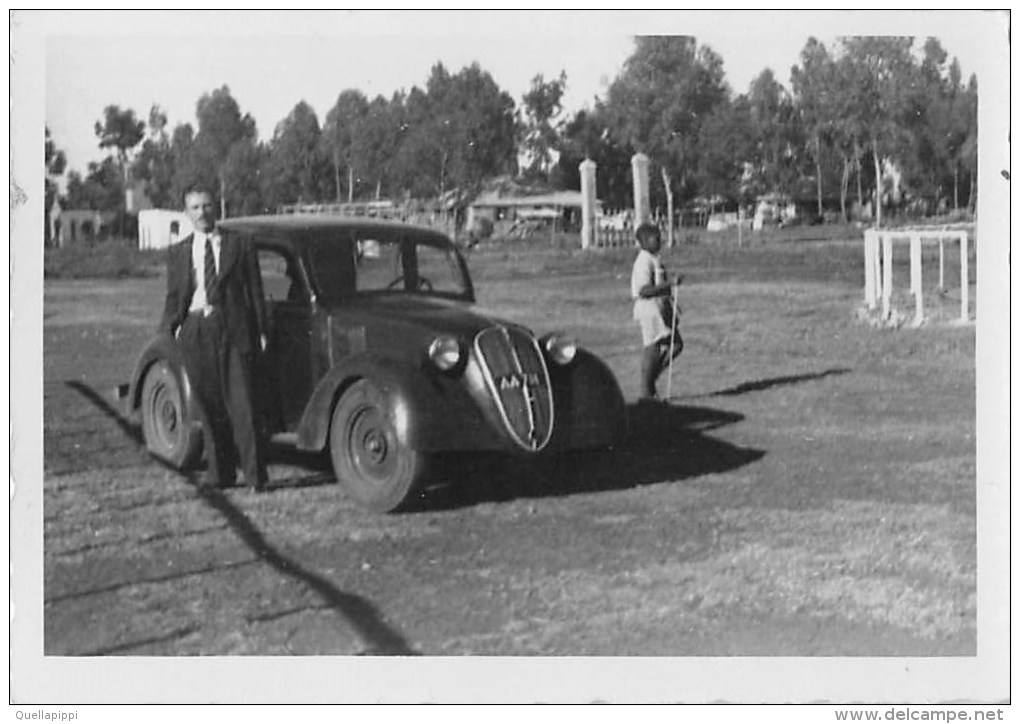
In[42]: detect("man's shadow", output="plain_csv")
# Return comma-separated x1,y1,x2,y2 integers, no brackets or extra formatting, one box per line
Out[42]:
408,402,765,512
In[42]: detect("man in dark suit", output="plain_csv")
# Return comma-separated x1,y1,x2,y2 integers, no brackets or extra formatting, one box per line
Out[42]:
160,185,268,491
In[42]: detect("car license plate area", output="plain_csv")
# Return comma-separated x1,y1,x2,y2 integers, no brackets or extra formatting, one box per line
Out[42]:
474,326,553,451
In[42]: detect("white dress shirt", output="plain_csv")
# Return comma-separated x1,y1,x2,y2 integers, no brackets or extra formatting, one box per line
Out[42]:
189,231,221,313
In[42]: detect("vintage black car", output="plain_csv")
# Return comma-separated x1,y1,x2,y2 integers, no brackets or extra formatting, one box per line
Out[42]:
124,216,627,511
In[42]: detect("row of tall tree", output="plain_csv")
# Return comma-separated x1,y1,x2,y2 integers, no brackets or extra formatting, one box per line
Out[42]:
587,35,977,229
54,62,519,222
49,35,977,231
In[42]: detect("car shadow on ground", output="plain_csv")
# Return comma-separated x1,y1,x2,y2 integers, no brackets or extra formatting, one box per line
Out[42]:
65,380,764,517
407,402,766,512
62,380,420,656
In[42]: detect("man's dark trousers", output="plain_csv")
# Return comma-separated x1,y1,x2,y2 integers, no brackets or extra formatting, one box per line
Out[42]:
179,308,265,487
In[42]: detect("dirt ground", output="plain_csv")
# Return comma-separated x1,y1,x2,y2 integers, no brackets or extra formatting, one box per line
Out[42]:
39,237,976,657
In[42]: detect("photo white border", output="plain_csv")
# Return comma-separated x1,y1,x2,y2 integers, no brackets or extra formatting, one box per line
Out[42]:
10,9,1011,704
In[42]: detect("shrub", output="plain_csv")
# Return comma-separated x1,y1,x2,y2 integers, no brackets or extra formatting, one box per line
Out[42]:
44,237,164,279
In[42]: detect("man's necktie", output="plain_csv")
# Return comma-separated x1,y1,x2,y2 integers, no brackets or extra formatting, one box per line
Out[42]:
204,237,217,303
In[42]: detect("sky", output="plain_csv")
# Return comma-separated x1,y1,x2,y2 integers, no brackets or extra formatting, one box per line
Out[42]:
39,10,1000,177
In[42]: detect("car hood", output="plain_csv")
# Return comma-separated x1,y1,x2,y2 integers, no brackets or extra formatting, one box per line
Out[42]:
322,294,524,340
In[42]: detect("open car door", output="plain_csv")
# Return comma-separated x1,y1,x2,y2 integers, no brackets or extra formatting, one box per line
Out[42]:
252,242,315,434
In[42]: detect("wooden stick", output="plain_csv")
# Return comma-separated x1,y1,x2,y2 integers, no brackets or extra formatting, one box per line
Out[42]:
666,284,679,401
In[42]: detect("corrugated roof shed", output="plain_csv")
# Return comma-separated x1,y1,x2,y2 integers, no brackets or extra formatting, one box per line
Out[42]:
469,190,595,209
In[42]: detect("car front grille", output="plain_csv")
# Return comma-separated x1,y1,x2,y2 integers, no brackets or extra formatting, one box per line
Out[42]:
474,326,554,452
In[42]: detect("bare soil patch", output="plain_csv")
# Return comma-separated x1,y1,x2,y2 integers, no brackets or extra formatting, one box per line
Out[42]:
41,238,976,656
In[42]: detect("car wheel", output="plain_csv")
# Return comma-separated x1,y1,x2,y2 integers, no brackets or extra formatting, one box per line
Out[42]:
330,379,426,513
140,360,202,469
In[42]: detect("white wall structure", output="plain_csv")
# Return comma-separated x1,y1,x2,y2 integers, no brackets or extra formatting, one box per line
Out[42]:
50,209,109,248
631,153,651,226
579,158,598,250
138,209,193,250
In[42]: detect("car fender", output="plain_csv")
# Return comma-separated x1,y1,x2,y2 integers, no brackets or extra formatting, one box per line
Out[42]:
126,333,199,421
547,348,628,450
295,351,503,453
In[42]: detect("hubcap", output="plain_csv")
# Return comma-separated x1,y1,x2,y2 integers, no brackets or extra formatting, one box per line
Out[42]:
159,396,178,433
152,384,180,447
348,406,396,485
363,429,388,464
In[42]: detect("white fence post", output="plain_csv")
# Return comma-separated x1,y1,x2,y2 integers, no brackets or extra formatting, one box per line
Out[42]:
864,231,873,307
864,231,881,309
959,231,969,322
910,233,923,326
938,237,945,290
865,227,971,326
881,233,893,320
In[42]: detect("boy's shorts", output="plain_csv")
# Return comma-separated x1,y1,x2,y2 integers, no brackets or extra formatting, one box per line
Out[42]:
635,304,671,346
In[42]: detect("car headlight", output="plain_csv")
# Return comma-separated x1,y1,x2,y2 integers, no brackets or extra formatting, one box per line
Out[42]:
428,335,462,371
543,333,577,365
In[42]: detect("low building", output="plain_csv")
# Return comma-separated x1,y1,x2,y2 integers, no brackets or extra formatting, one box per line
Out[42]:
752,193,798,230
467,189,598,237
138,209,193,250
49,201,115,248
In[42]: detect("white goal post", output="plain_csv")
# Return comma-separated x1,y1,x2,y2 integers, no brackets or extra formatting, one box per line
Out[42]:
863,228,971,326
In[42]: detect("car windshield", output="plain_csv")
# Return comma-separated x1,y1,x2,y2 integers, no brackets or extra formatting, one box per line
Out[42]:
306,229,470,304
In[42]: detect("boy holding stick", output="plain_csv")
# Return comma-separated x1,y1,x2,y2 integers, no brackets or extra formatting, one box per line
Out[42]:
630,223,683,401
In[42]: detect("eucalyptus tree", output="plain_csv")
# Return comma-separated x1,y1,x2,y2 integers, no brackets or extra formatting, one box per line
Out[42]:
352,94,401,201
131,105,176,208
321,89,370,203
791,38,837,217
555,105,634,211
696,95,755,207
836,37,916,228
747,68,802,198
265,100,328,207
394,62,517,205
520,71,568,181
176,85,260,218
605,36,729,244
955,73,978,213
94,105,146,186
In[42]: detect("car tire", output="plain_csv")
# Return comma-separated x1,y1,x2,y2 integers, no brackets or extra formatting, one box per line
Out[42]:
330,379,426,513
140,360,203,469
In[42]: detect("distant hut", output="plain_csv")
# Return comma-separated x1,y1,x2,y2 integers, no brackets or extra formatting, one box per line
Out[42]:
138,209,194,250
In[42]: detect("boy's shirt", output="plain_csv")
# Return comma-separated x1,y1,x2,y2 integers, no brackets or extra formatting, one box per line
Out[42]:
631,248,672,344
630,248,666,300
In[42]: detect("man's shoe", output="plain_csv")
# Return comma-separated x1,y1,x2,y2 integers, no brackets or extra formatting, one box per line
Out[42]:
243,472,269,493
196,475,228,492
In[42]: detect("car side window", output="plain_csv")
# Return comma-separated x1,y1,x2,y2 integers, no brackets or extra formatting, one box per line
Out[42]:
354,239,403,292
257,247,306,304
415,243,464,294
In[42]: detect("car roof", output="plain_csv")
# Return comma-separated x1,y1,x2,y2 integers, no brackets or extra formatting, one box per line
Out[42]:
218,214,455,245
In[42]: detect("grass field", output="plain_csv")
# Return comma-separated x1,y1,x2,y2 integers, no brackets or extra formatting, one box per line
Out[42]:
40,231,977,659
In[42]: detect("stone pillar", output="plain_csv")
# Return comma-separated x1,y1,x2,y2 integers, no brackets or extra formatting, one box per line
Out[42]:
631,153,651,226
579,159,598,250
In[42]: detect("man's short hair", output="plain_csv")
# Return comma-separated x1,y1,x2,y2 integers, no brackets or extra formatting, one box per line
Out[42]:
182,183,215,205
635,223,660,245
